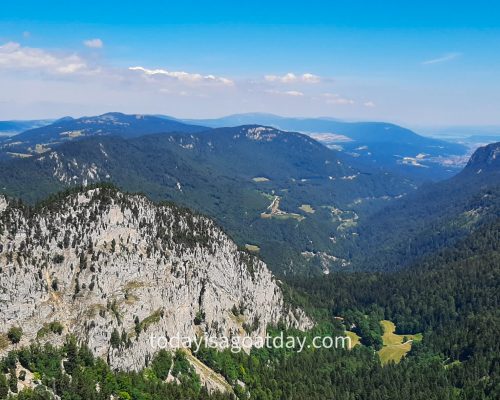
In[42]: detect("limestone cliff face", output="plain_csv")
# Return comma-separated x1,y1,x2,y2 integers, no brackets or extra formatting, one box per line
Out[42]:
0,187,311,369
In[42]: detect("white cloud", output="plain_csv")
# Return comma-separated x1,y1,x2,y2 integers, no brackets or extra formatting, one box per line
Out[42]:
264,72,320,84
301,73,321,83
0,42,384,121
284,90,304,96
0,42,232,88
266,89,304,96
323,93,354,105
421,52,461,65
363,101,376,108
83,38,104,49
0,42,91,75
22,31,31,39
129,66,233,86
265,72,297,83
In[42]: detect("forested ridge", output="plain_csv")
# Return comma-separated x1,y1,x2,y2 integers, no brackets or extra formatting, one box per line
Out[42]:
345,142,500,272
0,124,413,276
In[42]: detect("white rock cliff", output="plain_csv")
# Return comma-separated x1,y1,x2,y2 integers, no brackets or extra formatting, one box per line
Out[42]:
0,187,311,370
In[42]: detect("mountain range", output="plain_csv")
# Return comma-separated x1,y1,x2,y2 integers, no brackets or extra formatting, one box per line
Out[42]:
181,113,470,181
0,119,53,136
0,113,205,160
1,113,470,182
0,120,413,275
0,112,498,276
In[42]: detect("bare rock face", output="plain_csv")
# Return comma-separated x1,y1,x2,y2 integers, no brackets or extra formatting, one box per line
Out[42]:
0,196,6,213
0,188,311,369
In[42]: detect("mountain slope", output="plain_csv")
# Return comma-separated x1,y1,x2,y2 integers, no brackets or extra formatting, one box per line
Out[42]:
463,140,500,174
0,186,310,369
287,210,499,396
0,119,54,136
346,142,500,270
0,125,414,275
183,113,468,181
0,112,207,160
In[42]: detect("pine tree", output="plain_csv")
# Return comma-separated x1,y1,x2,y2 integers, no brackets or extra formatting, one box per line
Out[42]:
110,328,121,349
0,373,8,398
8,367,17,394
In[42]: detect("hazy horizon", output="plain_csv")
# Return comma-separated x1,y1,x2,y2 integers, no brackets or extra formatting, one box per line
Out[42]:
3,111,500,138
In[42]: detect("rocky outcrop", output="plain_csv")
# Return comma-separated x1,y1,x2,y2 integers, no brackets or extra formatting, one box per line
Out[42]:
0,187,311,370
465,142,500,173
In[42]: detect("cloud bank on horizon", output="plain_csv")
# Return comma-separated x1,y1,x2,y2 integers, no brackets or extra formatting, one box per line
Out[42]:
0,0,499,125
0,40,377,121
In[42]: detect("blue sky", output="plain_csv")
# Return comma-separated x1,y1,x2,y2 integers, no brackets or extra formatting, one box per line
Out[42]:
1,1,499,126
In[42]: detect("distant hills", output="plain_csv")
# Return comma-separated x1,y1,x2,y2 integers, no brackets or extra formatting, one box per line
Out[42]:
1,112,471,182
182,113,469,182
0,119,53,136
0,112,206,160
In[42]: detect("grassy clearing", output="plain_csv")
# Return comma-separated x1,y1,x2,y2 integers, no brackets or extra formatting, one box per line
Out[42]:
25,144,51,154
345,330,361,348
0,333,9,350
125,293,139,304
185,350,234,394
445,360,462,369
378,320,422,364
260,194,305,221
275,213,304,221
380,320,401,345
252,177,270,182
36,321,64,338
378,343,412,364
299,204,315,213
60,130,84,138
7,152,33,158
139,309,163,332
259,192,275,201
261,213,305,221
124,280,146,290
85,303,106,318
337,219,357,231
245,244,260,253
